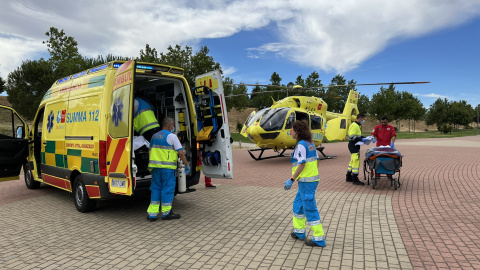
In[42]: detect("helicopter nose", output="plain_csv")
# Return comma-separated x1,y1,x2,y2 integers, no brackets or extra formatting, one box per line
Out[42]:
249,126,261,140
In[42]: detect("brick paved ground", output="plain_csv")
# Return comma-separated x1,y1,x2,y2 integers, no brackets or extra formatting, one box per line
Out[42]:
0,135,479,269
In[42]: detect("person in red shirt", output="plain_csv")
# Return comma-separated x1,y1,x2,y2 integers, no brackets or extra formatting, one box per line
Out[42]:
371,116,396,147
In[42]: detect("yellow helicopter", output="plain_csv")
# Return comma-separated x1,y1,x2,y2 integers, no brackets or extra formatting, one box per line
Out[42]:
227,82,429,160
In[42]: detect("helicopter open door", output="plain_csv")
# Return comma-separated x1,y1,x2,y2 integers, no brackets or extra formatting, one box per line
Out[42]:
0,105,30,182
325,117,348,141
194,70,233,179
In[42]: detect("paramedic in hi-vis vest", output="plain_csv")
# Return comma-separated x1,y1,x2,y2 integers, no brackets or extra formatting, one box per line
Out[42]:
134,94,161,142
147,117,191,221
284,120,326,248
346,113,367,185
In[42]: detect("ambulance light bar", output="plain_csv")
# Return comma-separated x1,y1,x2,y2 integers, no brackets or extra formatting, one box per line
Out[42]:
113,63,169,72
72,71,87,79
57,76,70,83
89,64,107,73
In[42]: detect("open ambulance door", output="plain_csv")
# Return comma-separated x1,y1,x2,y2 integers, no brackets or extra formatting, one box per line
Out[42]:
0,105,30,182
106,60,135,195
194,70,233,179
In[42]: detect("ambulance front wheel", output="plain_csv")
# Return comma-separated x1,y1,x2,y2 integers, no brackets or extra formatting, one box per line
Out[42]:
73,175,96,212
24,163,40,189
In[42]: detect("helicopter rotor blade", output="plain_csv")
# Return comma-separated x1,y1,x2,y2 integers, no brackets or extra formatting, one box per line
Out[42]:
223,81,430,98
225,83,291,89
306,81,430,89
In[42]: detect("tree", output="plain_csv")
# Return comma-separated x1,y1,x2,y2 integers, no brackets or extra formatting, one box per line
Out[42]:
304,71,323,98
0,76,5,95
81,54,130,70
158,45,221,88
357,94,370,115
138,44,158,63
6,59,56,119
369,85,398,120
324,75,356,113
43,27,83,77
189,46,221,88
295,75,305,87
425,98,450,132
398,91,425,132
250,72,282,109
450,100,475,128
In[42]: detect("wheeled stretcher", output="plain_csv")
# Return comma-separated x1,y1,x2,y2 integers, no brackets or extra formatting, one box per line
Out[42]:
363,147,402,190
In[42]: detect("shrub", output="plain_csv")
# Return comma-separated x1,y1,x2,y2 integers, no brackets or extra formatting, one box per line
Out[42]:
236,122,243,133
438,124,453,134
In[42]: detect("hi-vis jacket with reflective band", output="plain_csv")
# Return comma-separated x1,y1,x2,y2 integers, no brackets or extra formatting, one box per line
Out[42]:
348,121,363,153
291,140,319,182
134,98,160,135
149,130,178,170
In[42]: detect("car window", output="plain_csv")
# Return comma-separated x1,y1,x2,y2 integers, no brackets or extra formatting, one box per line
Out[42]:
0,107,14,138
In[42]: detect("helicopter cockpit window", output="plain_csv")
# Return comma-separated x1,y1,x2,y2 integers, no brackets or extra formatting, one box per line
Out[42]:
259,108,290,132
311,115,322,130
247,108,268,127
285,112,295,129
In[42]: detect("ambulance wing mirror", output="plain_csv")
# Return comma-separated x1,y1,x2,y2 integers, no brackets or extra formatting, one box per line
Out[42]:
16,126,24,138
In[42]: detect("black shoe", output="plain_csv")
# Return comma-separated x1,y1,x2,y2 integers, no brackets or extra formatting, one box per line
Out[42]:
346,172,353,182
205,185,216,189
353,181,365,185
290,232,305,241
162,211,181,220
147,216,157,222
305,239,324,247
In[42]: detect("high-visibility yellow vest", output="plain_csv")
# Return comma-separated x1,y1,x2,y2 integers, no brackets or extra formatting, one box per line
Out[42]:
134,98,160,135
291,140,319,182
148,130,178,170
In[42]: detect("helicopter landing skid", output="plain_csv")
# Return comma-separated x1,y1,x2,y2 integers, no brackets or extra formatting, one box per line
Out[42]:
248,148,288,161
317,147,336,160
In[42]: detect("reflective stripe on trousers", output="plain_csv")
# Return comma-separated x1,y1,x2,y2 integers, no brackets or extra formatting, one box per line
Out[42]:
292,181,325,245
348,153,360,174
147,168,176,218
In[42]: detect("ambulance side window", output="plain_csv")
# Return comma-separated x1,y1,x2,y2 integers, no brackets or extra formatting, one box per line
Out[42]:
0,107,15,138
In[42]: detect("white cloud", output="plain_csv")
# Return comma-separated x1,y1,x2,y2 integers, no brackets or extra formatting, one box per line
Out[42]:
0,0,480,78
222,66,237,77
0,35,44,77
259,0,480,73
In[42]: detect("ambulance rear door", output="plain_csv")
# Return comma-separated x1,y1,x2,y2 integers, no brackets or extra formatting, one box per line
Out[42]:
194,70,233,179
106,60,135,195
0,105,29,182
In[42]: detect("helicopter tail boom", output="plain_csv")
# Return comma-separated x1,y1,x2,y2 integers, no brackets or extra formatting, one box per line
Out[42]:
325,90,359,141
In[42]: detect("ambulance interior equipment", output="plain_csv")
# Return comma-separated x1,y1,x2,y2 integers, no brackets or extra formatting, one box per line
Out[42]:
131,74,199,189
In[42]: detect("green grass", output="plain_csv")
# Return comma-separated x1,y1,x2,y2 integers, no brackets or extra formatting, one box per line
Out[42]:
231,132,253,143
231,128,480,144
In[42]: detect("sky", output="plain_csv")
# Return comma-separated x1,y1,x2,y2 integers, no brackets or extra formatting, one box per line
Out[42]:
1,0,480,108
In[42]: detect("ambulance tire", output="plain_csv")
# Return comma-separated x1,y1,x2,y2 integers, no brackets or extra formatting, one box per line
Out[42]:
73,175,96,212
24,163,40,189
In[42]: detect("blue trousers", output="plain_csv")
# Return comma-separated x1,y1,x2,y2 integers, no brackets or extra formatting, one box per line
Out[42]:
147,168,176,218
292,181,326,246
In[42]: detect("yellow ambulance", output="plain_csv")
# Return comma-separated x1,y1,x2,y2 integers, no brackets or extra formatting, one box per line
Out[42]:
0,60,233,212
